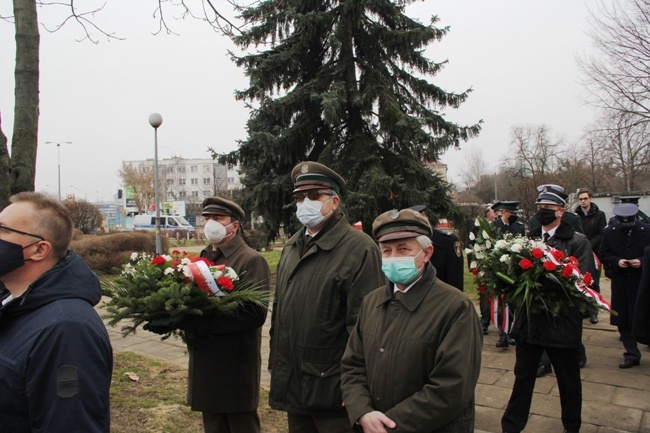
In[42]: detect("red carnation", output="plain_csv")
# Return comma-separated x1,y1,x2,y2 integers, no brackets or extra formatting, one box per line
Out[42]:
583,273,593,286
471,268,479,275
519,258,533,270
172,249,181,254
543,261,557,271
151,256,166,265
531,248,544,259
567,256,579,265
561,265,574,278
477,285,486,293
217,276,235,291
551,249,565,261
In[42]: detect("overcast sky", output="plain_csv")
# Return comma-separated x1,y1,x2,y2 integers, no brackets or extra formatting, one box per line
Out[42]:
0,0,600,203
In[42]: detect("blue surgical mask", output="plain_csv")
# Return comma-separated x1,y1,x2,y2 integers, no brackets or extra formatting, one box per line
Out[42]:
381,250,424,284
296,197,331,228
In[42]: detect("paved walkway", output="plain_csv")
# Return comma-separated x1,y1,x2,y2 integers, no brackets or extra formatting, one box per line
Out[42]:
103,279,650,433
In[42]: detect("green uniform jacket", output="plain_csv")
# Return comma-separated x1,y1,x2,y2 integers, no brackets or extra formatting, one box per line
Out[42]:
341,264,482,432
184,235,270,413
268,214,384,416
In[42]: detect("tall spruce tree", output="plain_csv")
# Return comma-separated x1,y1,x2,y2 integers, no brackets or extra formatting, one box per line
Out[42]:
219,0,480,237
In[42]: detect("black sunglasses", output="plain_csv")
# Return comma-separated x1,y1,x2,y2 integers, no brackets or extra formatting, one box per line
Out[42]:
293,190,334,203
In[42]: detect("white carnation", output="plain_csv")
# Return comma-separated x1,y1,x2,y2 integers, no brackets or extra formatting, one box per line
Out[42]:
130,252,139,261
500,254,510,263
495,240,508,249
164,267,175,275
510,243,522,253
469,231,476,241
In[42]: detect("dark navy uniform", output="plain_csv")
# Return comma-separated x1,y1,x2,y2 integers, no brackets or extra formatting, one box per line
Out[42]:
430,229,464,291
407,205,464,291
599,203,650,368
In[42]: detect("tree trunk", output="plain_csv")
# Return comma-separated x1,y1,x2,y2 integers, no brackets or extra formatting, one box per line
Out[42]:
0,114,10,209
10,0,40,196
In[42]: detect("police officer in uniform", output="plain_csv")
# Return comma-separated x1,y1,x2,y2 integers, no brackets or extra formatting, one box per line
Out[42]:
490,201,525,347
599,203,650,369
529,184,584,234
409,205,464,291
492,201,526,236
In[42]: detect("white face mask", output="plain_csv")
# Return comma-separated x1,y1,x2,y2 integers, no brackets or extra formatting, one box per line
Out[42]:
296,197,330,228
204,219,228,243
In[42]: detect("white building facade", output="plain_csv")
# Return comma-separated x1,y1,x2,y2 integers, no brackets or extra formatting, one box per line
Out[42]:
122,156,242,204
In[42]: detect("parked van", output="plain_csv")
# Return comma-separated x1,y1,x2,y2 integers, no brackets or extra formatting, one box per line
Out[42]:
133,214,196,239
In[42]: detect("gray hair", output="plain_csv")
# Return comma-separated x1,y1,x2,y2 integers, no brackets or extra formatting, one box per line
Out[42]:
416,235,433,249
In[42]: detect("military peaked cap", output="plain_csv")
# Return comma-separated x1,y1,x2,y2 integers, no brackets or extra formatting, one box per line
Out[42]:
201,196,245,220
291,161,345,194
373,208,433,242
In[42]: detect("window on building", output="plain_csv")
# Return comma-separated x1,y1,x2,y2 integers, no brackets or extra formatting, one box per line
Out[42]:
203,178,211,184
178,166,186,173
228,177,234,184
179,178,186,186
191,178,198,185
203,190,211,197
192,191,199,197
203,165,212,172
190,166,198,173
179,191,186,199
166,166,174,173
167,179,174,185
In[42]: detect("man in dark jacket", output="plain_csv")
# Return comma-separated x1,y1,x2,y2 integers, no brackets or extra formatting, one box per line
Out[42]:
599,203,650,369
341,208,482,433
575,188,607,322
0,192,113,433
188,197,270,433
269,162,384,433
502,187,594,433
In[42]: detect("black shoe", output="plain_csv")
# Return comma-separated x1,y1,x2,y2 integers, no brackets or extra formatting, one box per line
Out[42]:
579,357,586,368
619,359,640,369
496,334,509,348
482,325,489,335
589,313,598,324
536,363,552,377
563,430,579,433
507,335,516,346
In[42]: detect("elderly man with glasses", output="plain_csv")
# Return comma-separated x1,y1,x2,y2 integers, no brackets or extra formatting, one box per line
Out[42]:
268,161,384,433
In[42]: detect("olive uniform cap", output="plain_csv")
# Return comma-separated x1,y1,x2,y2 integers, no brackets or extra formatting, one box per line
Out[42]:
291,161,345,194
201,196,245,220
372,208,433,242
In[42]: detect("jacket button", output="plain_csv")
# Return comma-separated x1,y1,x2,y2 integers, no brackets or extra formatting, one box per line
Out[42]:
320,372,325,377
379,348,384,353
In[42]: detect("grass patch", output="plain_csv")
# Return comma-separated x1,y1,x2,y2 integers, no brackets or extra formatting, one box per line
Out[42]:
261,250,282,275
111,352,287,433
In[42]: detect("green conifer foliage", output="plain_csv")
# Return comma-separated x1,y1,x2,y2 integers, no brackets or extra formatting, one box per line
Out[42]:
219,0,481,237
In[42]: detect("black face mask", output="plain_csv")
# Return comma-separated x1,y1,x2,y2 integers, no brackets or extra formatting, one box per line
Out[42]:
507,215,518,224
0,239,37,278
535,208,557,226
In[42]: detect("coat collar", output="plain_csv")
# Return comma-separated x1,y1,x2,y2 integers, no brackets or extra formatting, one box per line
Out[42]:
215,234,245,258
285,213,351,252
374,264,437,311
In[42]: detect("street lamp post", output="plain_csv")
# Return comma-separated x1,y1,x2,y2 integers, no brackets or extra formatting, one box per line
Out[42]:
45,141,71,201
148,113,163,256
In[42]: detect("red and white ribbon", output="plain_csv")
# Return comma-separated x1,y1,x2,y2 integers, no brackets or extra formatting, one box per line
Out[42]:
187,261,226,297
